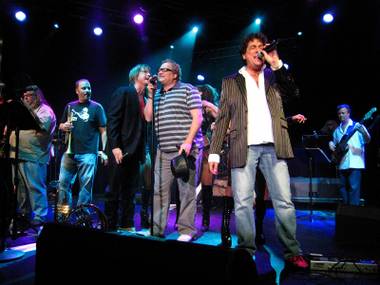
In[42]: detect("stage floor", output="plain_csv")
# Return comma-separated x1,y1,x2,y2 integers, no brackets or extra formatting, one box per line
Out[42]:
1,198,380,285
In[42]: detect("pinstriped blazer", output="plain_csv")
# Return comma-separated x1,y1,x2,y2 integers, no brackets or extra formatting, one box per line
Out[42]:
210,66,300,168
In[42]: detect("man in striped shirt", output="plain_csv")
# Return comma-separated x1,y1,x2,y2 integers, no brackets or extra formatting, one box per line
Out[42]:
145,59,203,242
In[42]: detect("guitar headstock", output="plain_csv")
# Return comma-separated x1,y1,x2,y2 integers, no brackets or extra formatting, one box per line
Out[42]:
362,107,377,122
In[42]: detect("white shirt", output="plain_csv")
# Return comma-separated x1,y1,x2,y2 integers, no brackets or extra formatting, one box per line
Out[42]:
239,66,274,145
333,119,366,170
209,63,283,164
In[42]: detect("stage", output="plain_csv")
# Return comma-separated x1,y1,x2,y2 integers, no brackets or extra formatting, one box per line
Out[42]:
1,196,380,285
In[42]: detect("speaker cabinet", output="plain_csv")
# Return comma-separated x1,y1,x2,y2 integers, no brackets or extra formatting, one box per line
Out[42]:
36,223,258,284
335,204,380,246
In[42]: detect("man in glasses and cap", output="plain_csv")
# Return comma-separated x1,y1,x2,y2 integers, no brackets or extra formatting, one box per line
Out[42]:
9,85,56,228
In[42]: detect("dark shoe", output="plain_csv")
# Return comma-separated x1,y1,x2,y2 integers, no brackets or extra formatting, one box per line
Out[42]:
219,232,232,248
285,255,310,270
140,209,150,229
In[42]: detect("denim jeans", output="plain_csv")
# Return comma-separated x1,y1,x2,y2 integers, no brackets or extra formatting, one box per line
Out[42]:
58,153,97,207
12,160,48,223
339,169,362,205
231,144,301,258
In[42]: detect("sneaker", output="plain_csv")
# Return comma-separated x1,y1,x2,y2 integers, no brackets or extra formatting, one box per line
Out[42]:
177,234,193,242
285,255,309,270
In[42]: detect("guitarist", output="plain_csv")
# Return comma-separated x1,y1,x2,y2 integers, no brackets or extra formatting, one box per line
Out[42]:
328,104,371,205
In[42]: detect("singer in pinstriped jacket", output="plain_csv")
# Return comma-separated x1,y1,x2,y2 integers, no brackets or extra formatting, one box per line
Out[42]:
208,32,309,269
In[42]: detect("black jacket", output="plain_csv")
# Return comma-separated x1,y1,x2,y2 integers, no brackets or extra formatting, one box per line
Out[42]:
107,86,146,162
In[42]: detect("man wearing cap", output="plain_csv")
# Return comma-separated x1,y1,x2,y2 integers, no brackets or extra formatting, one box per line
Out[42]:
145,59,203,242
9,85,56,227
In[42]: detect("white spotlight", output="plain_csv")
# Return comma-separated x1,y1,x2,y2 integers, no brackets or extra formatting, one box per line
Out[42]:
322,13,334,24
192,26,199,33
93,27,103,36
15,11,26,22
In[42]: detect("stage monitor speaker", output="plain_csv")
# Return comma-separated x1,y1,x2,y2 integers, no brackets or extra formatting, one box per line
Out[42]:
335,204,380,246
35,223,257,284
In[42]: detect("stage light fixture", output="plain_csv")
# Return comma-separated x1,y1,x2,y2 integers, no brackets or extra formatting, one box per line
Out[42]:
197,74,205,81
322,13,334,24
93,27,103,36
15,10,26,22
53,23,60,29
133,13,144,24
254,18,262,25
192,26,199,33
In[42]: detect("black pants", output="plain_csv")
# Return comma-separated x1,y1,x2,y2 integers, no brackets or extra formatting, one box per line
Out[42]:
105,154,140,229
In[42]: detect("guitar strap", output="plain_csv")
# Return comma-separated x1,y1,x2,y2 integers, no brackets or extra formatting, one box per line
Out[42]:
344,122,355,135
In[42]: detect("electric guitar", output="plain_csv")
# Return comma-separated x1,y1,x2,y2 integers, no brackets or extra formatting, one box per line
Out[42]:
331,107,377,165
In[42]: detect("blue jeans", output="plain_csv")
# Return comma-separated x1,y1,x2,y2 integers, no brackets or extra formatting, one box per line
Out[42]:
231,144,301,258
12,160,48,223
339,169,362,205
58,153,97,207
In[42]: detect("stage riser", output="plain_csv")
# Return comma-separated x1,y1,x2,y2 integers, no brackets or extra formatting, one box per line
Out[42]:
290,177,340,202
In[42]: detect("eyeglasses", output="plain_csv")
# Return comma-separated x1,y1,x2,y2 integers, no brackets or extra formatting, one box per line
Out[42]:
22,93,35,98
158,67,173,73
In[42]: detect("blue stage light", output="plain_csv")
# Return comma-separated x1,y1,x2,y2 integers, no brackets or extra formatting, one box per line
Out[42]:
192,26,199,33
15,10,26,22
322,13,334,24
93,27,103,36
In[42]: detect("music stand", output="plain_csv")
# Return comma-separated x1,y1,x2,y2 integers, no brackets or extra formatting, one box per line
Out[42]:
0,98,41,261
299,134,332,221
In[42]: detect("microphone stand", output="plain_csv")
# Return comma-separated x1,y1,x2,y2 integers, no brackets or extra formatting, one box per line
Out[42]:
149,87,157,236
0,120,25,262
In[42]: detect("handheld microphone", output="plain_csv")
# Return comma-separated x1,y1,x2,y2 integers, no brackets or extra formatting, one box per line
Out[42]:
149,75,158,84
257,40,279,60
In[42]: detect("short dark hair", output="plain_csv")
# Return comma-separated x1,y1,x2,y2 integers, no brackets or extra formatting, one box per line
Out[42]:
337,104,351,113
239,32,268,57
75,79,90,89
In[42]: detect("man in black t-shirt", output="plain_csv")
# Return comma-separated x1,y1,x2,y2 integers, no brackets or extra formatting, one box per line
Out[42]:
57,79,107,212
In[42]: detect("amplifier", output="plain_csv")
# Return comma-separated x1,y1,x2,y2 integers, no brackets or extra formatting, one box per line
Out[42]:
309,254,379,274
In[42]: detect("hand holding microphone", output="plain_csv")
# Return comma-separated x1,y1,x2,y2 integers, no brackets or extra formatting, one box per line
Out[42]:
257,40,282,69
146,74,158,102
149,74,158,84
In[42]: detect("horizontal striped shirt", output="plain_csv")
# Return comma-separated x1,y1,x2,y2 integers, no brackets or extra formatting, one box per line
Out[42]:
154,81,203,152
